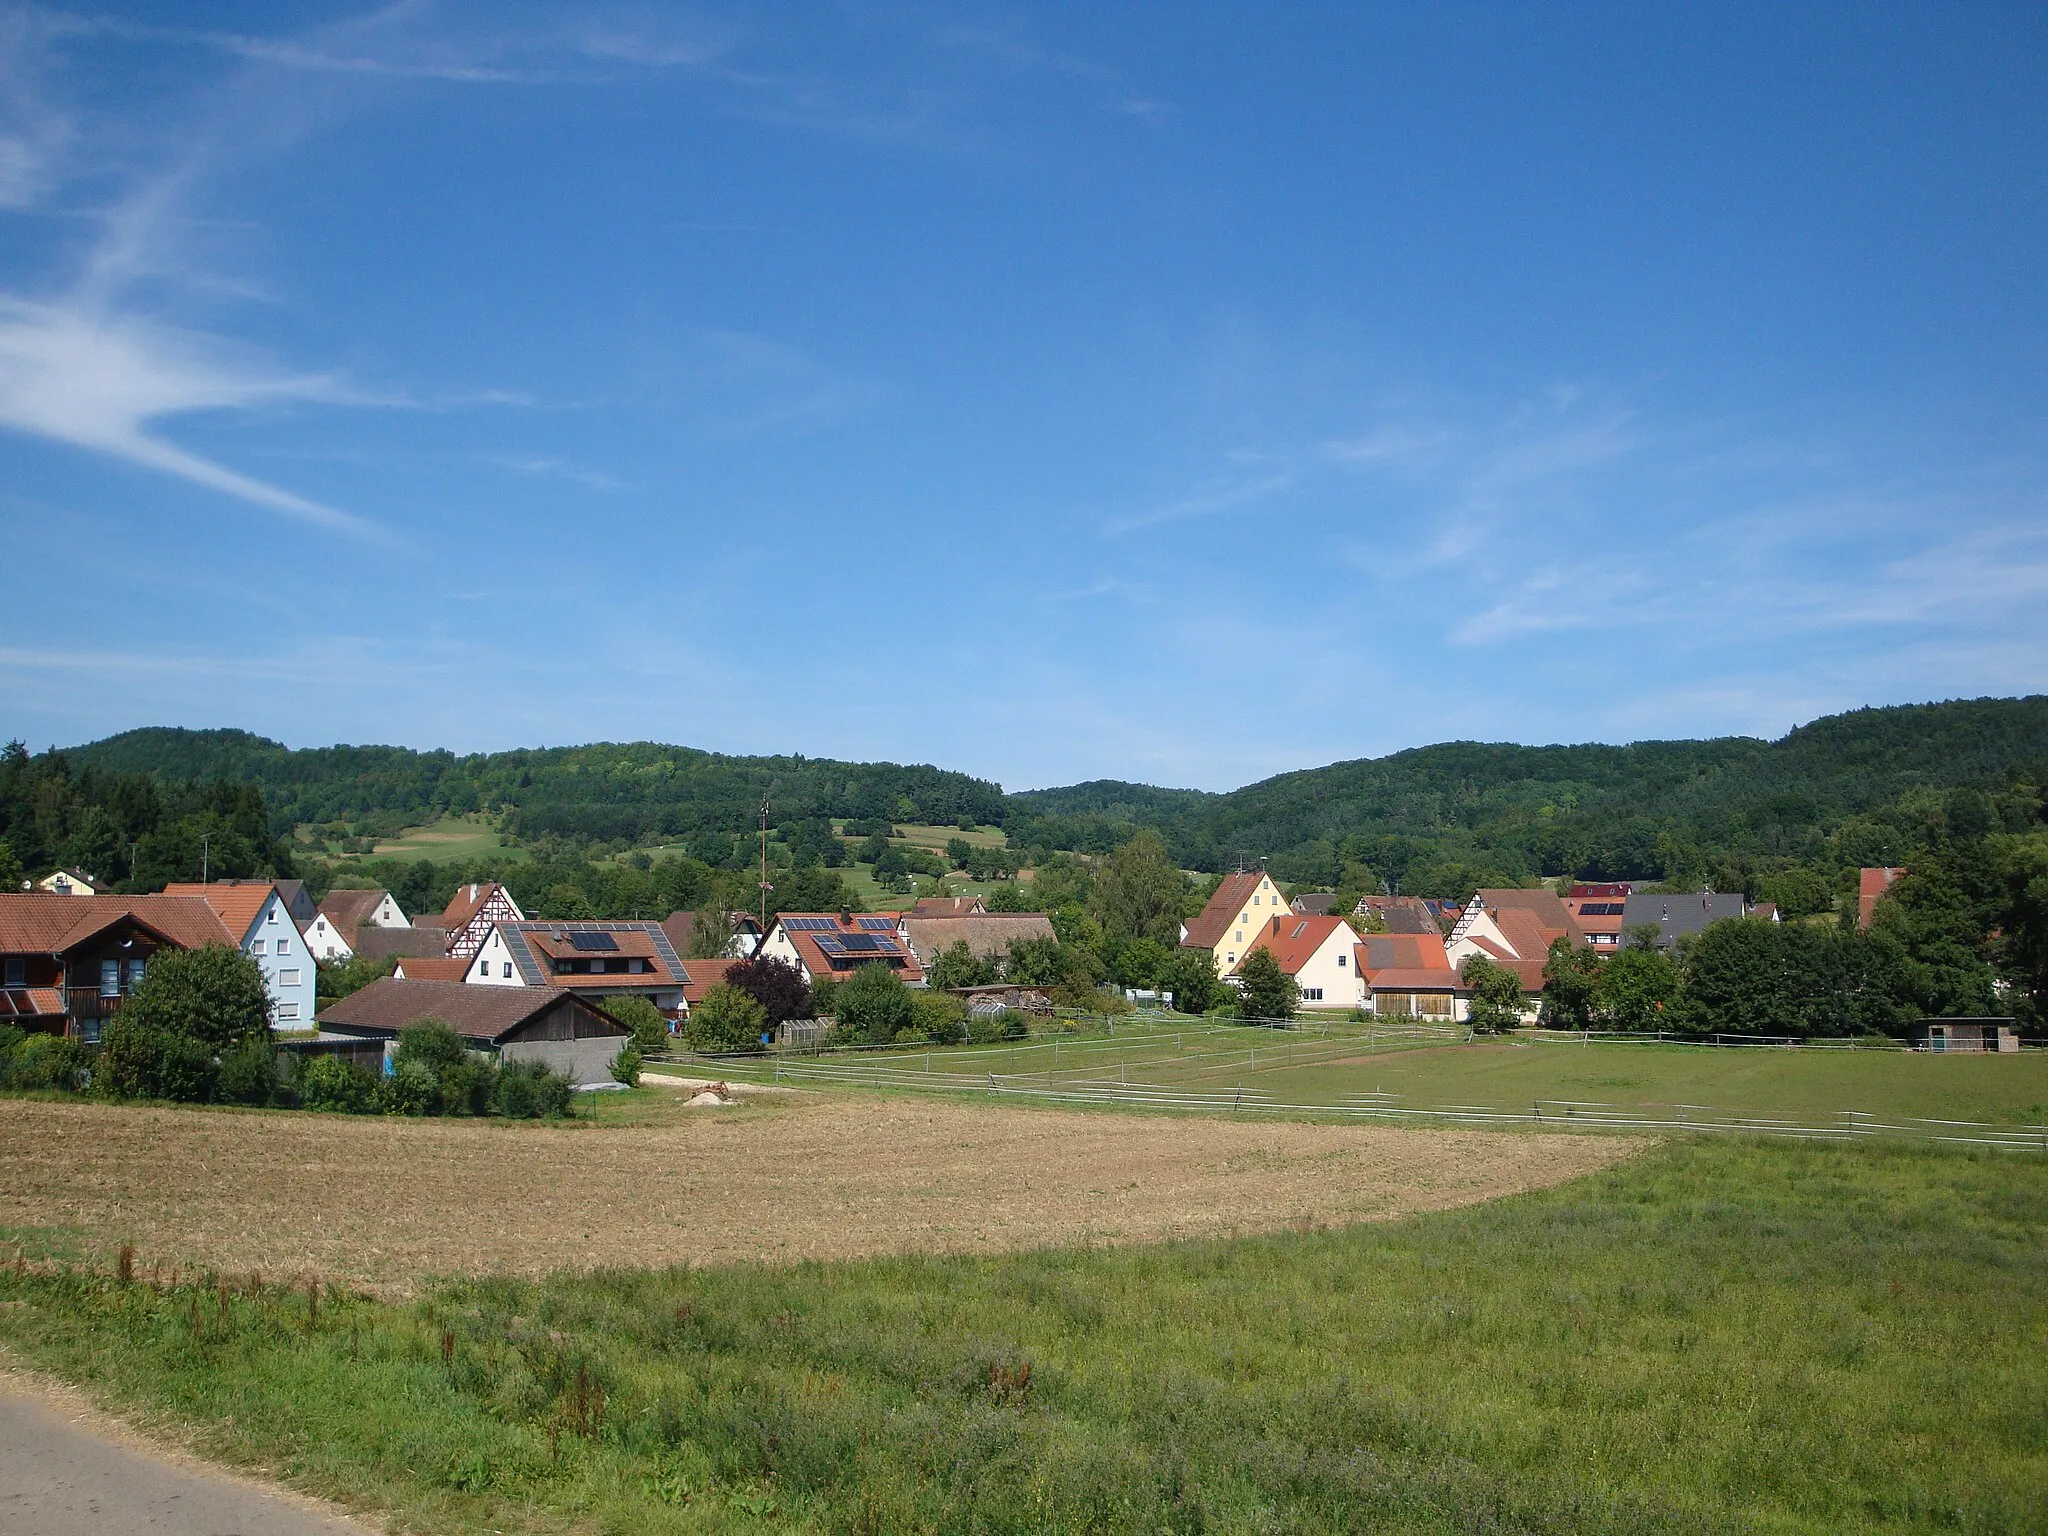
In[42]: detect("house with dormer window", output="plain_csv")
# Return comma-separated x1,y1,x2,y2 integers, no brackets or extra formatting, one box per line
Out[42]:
1179,870,1289,976
465,920,690,1015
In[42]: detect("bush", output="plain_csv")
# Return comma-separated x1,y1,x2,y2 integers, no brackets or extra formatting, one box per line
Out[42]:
1234,949,1299,1023
723,954,813,1027
302,1054,378,1113
1460,954,1526,1035
96,1021,218,1102
685,985,767,1053
610,1045,643,1086
380,1058,437,1116
215,1036,280,1106
603,995,673,1055
495,1059,573,1119
909,991,967,1045
121,944,271,1051
1000,1009,1030,1040
3,1032,92,1093
0,1023,24,1059
836,963,914,1045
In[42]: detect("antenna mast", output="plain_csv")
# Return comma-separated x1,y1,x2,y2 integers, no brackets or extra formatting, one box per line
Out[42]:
758,793,773,930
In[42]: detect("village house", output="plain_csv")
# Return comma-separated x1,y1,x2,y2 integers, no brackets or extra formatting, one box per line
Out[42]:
162,880,319,1027
657,909,763,960
1562,882,1637,951
318,977,630,1085
1353,895,1442,934
759,912,926,987
1619,890,1753,951
35,868,109,897
465,919,691,1015
1231,913,1365,1010
308,887,412,961
910,895,988,917
1445,889,1586,993
901,910,1057,973
1356,931,1468,1021
440,881,526,959
1288,892,1341,916
1180,870,1289,976
0,893,236,1037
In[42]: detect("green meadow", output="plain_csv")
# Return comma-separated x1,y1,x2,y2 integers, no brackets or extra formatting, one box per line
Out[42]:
4,1135,2045,1534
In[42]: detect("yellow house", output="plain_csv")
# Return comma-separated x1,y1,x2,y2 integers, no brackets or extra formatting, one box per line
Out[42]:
1179,869,1289,976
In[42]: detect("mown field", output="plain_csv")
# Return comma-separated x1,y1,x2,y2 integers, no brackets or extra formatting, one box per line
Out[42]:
682,1022,2048,1134
1,1135,2042,1534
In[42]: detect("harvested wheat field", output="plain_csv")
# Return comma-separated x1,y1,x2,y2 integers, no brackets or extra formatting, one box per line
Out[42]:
0,1096,1636,1296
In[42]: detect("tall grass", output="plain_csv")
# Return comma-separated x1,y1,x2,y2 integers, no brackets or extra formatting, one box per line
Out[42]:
3,1137,2044,1533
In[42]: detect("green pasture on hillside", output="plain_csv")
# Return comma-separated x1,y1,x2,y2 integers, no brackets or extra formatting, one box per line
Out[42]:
3,1137,2044,1534
313,813,526,865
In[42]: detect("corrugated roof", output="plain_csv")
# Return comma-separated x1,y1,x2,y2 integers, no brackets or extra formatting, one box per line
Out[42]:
319,977,625,1043
1182,872,1268,951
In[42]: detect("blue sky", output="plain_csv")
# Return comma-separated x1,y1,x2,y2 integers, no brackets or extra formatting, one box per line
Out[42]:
2,3,2044,791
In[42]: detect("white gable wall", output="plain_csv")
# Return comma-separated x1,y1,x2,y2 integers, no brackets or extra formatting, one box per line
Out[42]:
466,926,525,986
240,891,318,1030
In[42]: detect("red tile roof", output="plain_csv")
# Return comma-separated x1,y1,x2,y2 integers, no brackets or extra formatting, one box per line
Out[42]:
1858,867,1905,929
392,957,469,981
1182,872,1269,951
0,894,234,955
679,956,745,1006
161,881,277,943
769,913,925,983
1232,914,1352,976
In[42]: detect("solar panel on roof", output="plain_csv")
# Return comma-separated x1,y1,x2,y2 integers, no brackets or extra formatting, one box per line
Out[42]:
836,932,881,952
568,931,619,951
857,917,895,930
784,917,836,931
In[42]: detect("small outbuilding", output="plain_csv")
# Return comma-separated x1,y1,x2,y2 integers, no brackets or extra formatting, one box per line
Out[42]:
317,977,630,1084
1912,1018,2020,1054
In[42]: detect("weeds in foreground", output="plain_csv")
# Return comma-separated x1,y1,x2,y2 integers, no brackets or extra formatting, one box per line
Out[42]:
2,1138,2045,1535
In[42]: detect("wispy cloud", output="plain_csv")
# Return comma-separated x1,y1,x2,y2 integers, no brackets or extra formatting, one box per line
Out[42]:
0,297,380,533
479,452,629,492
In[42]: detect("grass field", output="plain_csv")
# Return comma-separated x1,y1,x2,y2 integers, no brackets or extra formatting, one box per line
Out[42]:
677,1021,2048,1139
0,1094,1622,1296
326,813,526,864
2,1136,2042,1533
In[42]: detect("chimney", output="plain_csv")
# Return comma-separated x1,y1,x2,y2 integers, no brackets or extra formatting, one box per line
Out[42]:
839,907,853,926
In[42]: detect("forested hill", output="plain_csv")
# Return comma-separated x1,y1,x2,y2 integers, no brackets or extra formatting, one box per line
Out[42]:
56,695,2048,897
65,730,1007,849
1006,696,2048,893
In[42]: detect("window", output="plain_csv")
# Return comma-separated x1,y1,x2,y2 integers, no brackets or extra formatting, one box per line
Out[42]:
276,1001,299,1021
279,969,301,986
100,958,120,997
3,958,22,987
275,937,290,955
502,962,513,978
267,907,278,924
250,938,265,956
1336,953,1347,968
1302,987,1323,1002
125,958,145,991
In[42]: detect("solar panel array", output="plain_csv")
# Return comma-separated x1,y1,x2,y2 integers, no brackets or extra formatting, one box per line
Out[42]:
783,917,838,931
567,931,620,951
818,933,900,956
1576,902,1625,916
857,917,896,931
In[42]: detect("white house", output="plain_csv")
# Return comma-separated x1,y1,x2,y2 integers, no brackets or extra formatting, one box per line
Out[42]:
464,920,690,1015
162,880,319,1029
1231,914,1367,1010
310,888,412,960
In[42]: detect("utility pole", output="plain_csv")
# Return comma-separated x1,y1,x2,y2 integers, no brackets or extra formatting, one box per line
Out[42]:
758,793,773,931
201,833,210,885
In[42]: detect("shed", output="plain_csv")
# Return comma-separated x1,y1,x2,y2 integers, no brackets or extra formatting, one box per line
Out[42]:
1911,1018,2020,1054
317,977,629,1085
